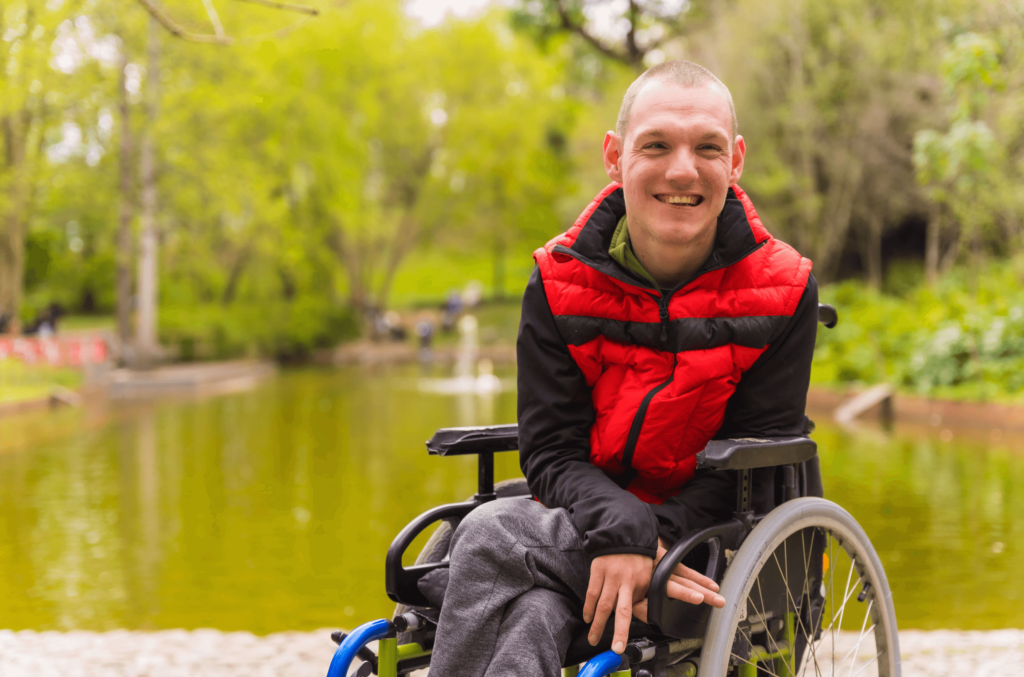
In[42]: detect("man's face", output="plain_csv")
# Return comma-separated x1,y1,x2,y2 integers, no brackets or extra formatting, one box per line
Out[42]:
603,80,745,249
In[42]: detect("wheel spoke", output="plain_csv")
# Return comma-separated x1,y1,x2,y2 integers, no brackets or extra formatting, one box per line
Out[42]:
848,650,883,677
733,623,785,677
770,541,822,677
833,554,858,638
754,568,787,668
819,573,864,638
794,529,825,677
830,535,835,677
842,599,875,676
731,652,784,677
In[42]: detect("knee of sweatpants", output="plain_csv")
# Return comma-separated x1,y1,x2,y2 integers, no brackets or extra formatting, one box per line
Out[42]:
450,498,530,559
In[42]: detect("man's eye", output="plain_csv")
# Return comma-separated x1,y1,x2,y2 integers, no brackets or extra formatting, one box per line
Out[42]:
699,144,723,152
644,142,668,150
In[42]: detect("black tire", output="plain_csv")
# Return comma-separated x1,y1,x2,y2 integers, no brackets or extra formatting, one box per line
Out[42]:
699,498,900,677
395,477,531,643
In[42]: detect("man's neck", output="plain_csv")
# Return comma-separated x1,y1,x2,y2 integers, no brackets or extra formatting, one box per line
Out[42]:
629,222,717,290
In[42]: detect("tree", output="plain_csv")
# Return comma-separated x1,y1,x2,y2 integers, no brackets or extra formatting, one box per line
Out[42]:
511,0,717,71
914,31,1005,283
243,2,574,317
0,0,85,329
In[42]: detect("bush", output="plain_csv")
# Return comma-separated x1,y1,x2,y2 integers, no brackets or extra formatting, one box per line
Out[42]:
160,298,360,362
815,259,1024,401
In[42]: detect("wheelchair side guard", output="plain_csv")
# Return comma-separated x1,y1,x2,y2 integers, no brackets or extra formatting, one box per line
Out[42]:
648,520,747,638
385,500,479,606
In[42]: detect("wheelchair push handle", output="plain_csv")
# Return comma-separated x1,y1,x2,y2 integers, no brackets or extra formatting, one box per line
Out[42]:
817,303,838,328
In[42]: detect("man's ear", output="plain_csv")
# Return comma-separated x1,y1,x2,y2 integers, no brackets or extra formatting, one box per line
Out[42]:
603,131,624,183
730,135,746,185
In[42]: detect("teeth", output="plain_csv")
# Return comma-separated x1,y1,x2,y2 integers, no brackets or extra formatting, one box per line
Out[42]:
661,195,699,205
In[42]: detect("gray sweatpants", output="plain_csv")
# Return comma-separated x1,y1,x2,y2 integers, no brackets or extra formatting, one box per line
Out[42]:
427,497,593,677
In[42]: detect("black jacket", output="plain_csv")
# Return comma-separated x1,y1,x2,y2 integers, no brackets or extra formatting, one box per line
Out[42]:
516,220,819,561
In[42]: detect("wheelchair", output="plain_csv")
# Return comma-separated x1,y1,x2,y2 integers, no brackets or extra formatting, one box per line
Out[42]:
324,304,900,677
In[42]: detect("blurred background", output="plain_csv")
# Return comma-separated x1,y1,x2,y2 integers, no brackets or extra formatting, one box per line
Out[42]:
1,0,1022,668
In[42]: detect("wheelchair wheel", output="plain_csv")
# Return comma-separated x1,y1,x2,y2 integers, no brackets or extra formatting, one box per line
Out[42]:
394,477,531,644
700,497,900,677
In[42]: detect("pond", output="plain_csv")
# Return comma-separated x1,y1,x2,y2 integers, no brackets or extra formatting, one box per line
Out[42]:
0,367,1021,633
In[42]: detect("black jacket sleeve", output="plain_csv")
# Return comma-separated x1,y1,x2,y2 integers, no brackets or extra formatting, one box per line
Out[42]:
648,274,820,543
517,266,660,561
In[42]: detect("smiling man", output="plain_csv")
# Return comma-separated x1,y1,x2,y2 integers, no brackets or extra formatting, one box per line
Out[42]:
428,61,820,677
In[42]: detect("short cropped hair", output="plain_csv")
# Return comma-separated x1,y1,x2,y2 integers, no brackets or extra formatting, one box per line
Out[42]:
616,60,738,140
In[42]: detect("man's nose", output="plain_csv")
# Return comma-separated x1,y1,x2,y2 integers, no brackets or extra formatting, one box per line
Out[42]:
665,148,700,185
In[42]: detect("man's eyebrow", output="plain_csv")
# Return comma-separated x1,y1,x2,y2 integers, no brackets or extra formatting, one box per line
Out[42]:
633,129,730,143
634,129,666,141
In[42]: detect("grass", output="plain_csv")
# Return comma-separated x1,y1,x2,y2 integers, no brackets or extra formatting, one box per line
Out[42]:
388,245,537,308
0,359,82,405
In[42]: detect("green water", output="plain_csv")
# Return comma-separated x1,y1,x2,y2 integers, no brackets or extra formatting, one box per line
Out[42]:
0,367,1021,632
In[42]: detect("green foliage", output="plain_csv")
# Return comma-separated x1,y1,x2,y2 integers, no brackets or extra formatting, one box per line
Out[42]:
815,259,1024,400
159,299,359,362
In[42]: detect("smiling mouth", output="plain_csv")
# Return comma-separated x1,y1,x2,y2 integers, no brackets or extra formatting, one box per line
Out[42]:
656,194,703,206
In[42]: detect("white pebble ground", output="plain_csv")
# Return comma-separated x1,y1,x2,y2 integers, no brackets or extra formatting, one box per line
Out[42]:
0,628,1021,676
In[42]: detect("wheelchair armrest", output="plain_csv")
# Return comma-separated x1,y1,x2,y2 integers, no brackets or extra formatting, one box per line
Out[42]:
696,436,817,470
426,424,519,456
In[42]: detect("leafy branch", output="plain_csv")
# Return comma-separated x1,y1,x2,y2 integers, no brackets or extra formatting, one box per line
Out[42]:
135,0,319,45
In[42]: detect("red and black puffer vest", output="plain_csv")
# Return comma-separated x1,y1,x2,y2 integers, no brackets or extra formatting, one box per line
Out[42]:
533,183,812,505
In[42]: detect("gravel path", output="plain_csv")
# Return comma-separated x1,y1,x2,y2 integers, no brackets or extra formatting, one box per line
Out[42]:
1,628,1021,676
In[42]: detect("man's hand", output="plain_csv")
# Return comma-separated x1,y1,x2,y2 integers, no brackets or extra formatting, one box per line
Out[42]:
630,538,726,624
583,553,651,654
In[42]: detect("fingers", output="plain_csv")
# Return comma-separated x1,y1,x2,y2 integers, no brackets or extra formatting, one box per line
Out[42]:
672,562,720,592
587,580,618,646
611,584,633,654
583,566,604,625
667,576,726,607
632,598,649,624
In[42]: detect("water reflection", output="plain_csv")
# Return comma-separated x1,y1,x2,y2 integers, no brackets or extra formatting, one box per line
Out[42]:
0,367,1020,632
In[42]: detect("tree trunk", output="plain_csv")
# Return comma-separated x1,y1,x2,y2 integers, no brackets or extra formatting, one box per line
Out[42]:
221,246,250,305
136,18,161,366
864,213,883,290
375,213,419,312
940,220,961,273
117,47,135,354
328,220,366,316
925,203,941,284
0,111,29,332
813,153,862,281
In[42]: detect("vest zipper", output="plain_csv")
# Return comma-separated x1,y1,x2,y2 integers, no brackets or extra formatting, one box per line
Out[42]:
658,295,670,343
619,351,678,484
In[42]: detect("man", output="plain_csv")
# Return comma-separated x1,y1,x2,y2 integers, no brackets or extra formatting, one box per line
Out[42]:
429,60,818,677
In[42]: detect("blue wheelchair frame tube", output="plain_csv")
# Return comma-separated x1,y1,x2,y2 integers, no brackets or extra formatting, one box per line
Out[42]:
325,618,392,677
578,650,627,677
